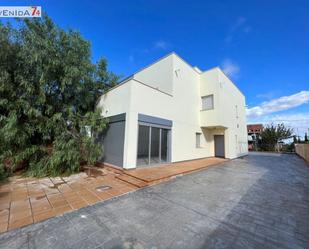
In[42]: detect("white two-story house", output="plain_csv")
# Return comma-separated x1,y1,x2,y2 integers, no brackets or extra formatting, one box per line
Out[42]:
97,52,248,169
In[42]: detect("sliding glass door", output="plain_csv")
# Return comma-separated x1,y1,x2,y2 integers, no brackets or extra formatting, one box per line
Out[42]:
161,129,169,163
150,127,160,164
137,125,170,167
137,125,150,166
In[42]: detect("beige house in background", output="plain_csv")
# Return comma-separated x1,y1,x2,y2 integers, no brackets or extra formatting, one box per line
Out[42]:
97,52,248,169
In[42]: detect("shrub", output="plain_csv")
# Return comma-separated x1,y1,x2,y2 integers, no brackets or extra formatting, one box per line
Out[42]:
0,164,10,181
0,15,118,178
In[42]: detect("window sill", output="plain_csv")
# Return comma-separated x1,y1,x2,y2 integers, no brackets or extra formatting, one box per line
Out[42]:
200,108,214,111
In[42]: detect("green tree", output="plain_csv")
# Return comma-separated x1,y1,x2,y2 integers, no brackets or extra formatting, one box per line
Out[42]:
259,123,293,151
293,135,298,144
0,15,118,178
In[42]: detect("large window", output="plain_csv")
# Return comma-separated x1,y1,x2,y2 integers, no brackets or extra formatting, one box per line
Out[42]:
137,125,170,166
201,95,214,110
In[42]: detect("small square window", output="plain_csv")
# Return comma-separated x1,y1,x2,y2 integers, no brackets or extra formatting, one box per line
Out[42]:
201,95,214,110
196,133,201,148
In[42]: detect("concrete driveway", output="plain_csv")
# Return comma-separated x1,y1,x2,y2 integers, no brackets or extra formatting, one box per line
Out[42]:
1,152,309,249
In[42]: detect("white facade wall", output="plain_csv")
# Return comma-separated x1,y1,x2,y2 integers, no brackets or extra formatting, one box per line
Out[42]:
134,55,174,95
217,70,248,158
200,68,248,158
98,53,248,169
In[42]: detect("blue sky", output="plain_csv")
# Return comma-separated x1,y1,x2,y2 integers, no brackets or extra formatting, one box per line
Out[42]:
1,0,309,137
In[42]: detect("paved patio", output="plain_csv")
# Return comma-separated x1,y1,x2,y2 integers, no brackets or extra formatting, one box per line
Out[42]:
124,157,226,184
0,157,224,233
1,152,309,248
0,167,139,233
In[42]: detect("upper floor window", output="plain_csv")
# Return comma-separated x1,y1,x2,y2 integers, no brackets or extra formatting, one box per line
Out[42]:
201,95,214,110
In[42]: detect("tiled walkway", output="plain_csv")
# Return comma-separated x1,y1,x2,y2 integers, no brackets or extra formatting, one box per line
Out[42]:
124,157,227,183
0,167,138,233
1,153,309,248
0,157,226,234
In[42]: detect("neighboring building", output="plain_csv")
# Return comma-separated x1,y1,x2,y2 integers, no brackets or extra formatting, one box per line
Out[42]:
97,52,248,169
247,124,263,150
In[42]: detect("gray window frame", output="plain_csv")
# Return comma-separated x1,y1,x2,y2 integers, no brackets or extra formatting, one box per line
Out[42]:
196,132,202,148
137,123,171,167
201,94,214,110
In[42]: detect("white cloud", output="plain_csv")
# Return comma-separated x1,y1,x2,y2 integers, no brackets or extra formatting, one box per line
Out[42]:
256,90,280,100
221,59,240,79
225,16,251,43
246,91,309,118
154,40,168,50
247,112,309,137
247,91,309,138
231,16,246,32
129,40,170,63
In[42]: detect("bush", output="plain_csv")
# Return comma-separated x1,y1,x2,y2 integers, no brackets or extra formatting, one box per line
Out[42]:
0,164,10,181
0,15,118,178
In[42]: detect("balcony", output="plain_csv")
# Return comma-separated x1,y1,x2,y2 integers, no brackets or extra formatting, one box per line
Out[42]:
200,109,228,129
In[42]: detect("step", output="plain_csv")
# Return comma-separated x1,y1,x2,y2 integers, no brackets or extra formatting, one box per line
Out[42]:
116,174,148,188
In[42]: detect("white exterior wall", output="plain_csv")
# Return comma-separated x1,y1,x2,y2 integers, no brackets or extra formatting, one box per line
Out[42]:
171,55,212,162
124,81,171,168
98,81,132,117
97,81,133,168
98,53,248,169
200,68,248,158
134,55,174,95
217,70,248,158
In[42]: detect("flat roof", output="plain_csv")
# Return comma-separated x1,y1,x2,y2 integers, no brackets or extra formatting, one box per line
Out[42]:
100,52,245,98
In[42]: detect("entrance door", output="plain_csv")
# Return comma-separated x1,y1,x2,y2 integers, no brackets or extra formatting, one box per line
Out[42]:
214,135,225,158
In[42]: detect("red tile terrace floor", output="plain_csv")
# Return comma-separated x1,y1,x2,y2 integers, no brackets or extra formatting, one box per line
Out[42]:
123,157,227,184
0,157,227,233
0,167,139,233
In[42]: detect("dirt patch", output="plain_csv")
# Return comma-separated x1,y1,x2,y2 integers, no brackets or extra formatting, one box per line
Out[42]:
83,167,106,178
35,196,46,200
49,179,67,189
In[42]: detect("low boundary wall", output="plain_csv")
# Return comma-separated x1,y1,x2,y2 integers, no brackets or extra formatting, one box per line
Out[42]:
295,144,309,163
